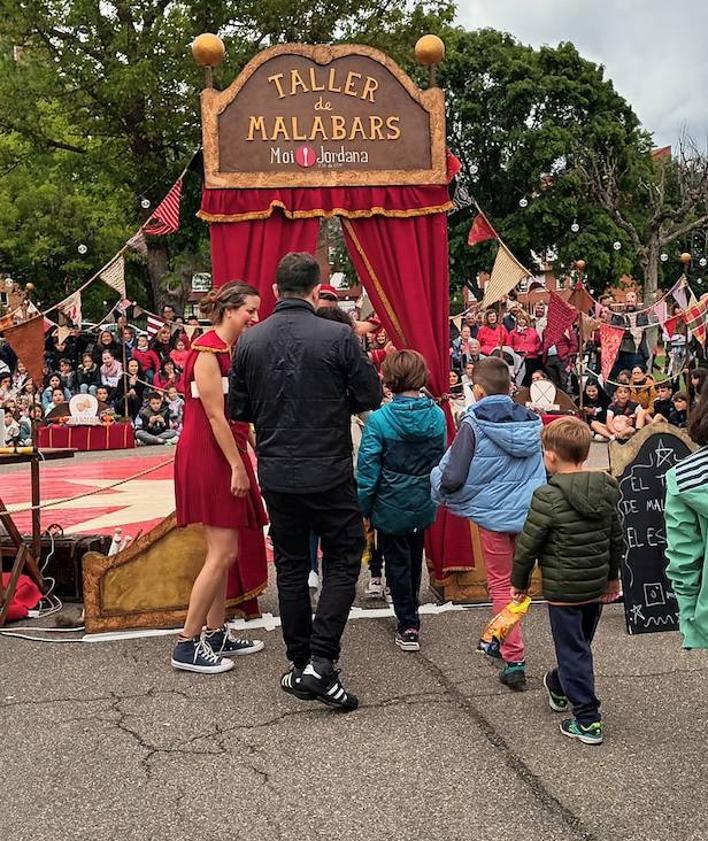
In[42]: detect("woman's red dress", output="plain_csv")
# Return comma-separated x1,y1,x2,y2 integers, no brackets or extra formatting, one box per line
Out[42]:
174,329,268,616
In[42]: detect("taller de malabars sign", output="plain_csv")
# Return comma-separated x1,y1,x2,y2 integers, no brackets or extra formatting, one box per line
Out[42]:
201,44,447,188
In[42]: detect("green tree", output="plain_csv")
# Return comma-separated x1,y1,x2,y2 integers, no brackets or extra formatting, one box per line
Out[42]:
440,28,647,299
0,0,453,314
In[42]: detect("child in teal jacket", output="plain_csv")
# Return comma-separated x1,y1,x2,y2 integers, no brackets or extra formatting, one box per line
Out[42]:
357,350,446,652
665,390,708,649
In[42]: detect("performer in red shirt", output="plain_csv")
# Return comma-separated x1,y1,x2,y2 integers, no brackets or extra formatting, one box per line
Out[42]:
171,281,268,674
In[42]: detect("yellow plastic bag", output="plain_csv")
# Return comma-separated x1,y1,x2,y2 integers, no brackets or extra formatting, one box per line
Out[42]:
476,596,532,657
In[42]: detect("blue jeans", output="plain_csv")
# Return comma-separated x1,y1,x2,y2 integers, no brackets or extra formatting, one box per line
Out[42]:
378,530,425,632
80,384,97,396
547,603,603,724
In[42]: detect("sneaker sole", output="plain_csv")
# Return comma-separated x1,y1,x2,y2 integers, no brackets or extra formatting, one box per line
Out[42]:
280,681,316,701
220,640,265,657
395,638,420,652
543,673,569,712
560,723,603,745
170,658,234,674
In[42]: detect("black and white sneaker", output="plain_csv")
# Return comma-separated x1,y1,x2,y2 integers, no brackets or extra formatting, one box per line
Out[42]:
395,628,420,652
299,659,359,711
280,666,316,701
205,626,265,657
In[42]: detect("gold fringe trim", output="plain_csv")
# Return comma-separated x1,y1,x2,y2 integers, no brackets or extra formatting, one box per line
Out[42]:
225,578,268,609
191,331,232,354
197,200,453,225
340,217,406,343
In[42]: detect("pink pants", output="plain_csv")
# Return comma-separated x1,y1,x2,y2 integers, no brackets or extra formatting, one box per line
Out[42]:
478,527,524,663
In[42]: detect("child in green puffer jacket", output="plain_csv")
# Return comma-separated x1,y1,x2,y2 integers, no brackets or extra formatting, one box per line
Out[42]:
511,417,624,746
665,386,708,650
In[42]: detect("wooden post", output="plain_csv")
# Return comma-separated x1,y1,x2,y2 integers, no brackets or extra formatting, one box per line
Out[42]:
121,337,130,420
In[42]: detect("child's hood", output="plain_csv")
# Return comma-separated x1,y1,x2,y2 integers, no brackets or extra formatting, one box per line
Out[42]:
550,471,619,519
384,396,442,440
470,396,541,459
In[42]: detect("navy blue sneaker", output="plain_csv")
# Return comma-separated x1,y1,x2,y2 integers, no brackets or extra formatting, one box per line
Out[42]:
171,637,233,674
299,658,359,711
204,626,265,657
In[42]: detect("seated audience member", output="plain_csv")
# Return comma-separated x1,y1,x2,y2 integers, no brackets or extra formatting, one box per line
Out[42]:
582,379,610,435
628,364,656,411
477,310,510,355
166,385,185,432
670,392,689,428
592,385,640,442
169,338,189,371
136,392,178,446
689,368,708,409
100,349,123,389
154,358,182,393
114,359,145,420
132,333,161,384
638,381,674,427
77,353,101,395
57,358,76,394
42,374,71,408
45,387,68,417
92,329,120,364
95,385,115,414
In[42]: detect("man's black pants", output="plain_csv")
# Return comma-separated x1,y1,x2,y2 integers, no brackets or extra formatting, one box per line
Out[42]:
378,530,425,633
263,480,364,667
547,602,603,724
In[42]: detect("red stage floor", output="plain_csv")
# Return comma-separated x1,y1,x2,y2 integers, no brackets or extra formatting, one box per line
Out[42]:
2,453,175,539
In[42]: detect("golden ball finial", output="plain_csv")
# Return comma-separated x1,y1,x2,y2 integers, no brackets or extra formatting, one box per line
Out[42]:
25,282,35,292
680,252,692,265
191,33,225,68
415,35,445,66
574,260,586,271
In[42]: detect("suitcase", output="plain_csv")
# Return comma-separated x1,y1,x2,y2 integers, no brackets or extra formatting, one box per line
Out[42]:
0,532,111,601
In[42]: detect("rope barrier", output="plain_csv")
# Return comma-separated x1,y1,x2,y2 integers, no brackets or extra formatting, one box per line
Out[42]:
8,457,174,515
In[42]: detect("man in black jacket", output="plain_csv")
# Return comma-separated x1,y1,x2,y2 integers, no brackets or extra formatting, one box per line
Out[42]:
230,252,382,711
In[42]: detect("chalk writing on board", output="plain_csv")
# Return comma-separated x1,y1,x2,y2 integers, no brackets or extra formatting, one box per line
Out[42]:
617,435,689,635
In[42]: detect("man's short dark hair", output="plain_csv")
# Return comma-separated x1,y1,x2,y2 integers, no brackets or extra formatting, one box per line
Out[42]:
277,252,320,297
473,357,510,396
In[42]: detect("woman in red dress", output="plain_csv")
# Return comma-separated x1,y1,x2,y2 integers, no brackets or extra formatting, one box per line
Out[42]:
171,281,268,674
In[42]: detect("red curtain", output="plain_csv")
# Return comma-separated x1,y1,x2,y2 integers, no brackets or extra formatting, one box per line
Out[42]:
210,212,320,317
341,213,450,400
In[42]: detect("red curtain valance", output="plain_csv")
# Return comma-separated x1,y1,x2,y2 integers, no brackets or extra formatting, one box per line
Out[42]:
198,184,452,223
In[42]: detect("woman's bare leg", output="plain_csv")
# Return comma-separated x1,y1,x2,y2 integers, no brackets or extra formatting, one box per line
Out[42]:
181,527,239,638
206,569,229,630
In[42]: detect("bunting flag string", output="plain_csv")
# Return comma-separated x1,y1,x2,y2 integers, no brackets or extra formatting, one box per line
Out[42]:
467,212,497,247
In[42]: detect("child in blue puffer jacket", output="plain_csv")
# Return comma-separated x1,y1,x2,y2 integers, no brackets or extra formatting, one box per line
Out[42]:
431,356,545,690
357,350,447,652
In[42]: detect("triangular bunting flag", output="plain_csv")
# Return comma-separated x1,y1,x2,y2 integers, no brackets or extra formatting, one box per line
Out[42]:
467,213,497,247
544,292,577,351
482,243,529,307
0,311,16,331
2,315,45,385
663,313,685,338
184,324,199,341
146,313,166,338
685,299,708,346
132,304,145,318
143,178,182,236
671,276,689,310
600,322,625,381
56,325,71,345
117,298,133,313
127,229,148,256
450,314,463,331
568,282,594,315
56,290,82,328
99,254,126,298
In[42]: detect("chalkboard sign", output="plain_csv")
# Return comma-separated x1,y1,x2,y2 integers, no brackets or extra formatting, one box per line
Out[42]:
610,426,694,635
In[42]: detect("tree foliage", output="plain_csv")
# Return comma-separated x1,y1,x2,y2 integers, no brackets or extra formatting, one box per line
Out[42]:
0,0,453,314
441,28,648,298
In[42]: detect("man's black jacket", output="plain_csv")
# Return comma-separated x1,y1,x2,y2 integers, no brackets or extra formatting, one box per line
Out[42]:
229,298,383,494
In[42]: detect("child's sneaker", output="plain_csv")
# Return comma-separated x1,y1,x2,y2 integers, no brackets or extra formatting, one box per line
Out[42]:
543,671,569,712
560,718,603,745
171,636,234,674
299,657,359,712
365,576,384,597
204,626,264,657
384,585,393,604
308,570,320,589
395,628,420,652
499,660,527,691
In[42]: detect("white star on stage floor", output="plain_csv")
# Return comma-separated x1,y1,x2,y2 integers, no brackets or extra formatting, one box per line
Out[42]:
629,603,645,624
653,439,675,469
8,478,175,533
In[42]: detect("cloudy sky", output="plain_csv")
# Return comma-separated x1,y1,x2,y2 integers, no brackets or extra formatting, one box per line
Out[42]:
456,1,708,148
